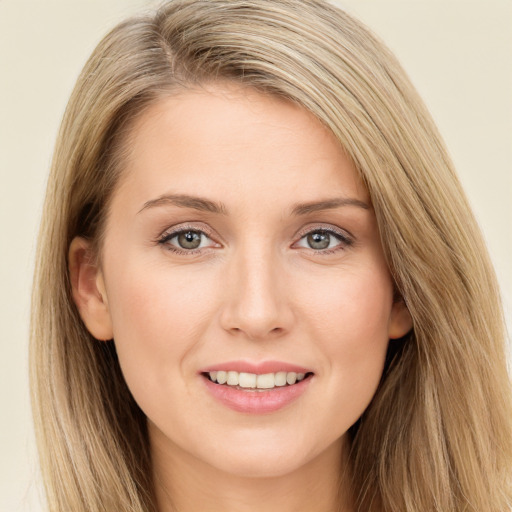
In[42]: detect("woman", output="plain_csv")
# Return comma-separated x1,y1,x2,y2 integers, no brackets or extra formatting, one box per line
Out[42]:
30,0,512,510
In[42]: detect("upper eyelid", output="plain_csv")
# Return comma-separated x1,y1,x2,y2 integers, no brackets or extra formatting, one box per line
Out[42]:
294,223,353,241
159,222,215,239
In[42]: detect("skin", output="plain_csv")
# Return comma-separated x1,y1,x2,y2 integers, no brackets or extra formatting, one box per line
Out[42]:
70,84,412,512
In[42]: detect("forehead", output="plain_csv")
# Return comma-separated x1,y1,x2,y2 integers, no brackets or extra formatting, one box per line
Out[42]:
112,84,369,214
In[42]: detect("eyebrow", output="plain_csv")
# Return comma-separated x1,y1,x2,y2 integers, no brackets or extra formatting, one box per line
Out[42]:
291,197,370,215
138,194,228,215
138,193,370,216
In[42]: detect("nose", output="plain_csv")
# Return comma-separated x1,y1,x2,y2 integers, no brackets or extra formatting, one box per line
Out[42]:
219,245,295,341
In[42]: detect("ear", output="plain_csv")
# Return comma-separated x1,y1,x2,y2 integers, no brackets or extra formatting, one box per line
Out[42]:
388,297,413,339
68,237,113,341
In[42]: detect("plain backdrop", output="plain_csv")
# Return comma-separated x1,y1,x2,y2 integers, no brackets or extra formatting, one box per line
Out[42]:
1,1,510,510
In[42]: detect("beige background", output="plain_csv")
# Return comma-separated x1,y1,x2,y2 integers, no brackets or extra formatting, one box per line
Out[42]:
1,1,510,510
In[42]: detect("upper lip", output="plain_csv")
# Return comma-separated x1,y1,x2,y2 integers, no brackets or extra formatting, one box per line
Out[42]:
200,360,313,375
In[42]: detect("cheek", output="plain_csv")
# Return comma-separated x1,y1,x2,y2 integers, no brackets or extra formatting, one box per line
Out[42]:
106,254,218,335
300,262,394,346
103,258,220,406
297,265,393,420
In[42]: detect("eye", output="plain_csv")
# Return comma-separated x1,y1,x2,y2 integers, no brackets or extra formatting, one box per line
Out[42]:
294,228,352,252
158,228,218,253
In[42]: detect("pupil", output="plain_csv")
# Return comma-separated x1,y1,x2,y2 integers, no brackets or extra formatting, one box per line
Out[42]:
178,231,201,249
307,231,330,250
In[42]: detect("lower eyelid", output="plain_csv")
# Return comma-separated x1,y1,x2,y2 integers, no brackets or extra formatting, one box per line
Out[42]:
164,232,208,245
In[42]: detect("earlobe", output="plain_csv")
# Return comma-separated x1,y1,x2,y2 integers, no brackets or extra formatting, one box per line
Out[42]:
68,237,113,341
388,297,413,339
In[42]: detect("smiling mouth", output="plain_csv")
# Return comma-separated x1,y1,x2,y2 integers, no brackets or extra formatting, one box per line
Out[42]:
203,370,314,391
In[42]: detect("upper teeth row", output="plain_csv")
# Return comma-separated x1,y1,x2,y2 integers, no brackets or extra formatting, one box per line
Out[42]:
209,371,306,389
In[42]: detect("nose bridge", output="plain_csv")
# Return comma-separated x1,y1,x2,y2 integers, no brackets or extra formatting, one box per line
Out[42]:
221,238,292,339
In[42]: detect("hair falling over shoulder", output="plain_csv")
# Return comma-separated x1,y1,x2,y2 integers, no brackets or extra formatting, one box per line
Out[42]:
30,1,512,510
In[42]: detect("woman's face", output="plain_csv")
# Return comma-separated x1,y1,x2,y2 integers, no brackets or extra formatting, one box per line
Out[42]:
73,84,411,479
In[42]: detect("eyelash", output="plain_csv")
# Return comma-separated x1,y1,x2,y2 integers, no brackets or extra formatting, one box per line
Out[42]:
157,224,218,255
294,226,354,255
156,224,354,256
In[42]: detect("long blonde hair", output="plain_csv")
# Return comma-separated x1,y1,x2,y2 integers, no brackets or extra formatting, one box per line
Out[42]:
31,1,512,510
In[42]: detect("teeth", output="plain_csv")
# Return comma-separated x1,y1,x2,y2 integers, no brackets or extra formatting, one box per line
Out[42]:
274,371,287,386
208,370,309,389
286,372,297,385
239,372,257,388
256,373,275,389
227,371,239,386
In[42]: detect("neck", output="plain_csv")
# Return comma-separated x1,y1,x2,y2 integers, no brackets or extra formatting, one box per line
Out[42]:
151,429,353,512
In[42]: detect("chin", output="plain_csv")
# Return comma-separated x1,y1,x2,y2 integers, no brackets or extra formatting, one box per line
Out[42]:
198,431,332,479
210,451,309,479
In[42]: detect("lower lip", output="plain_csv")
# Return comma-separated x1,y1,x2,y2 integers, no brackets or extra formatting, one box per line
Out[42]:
202,375,312,414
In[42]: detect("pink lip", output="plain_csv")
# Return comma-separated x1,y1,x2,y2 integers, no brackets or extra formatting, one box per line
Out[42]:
200,360,311,374
203,376,312,413
200,360,314,414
